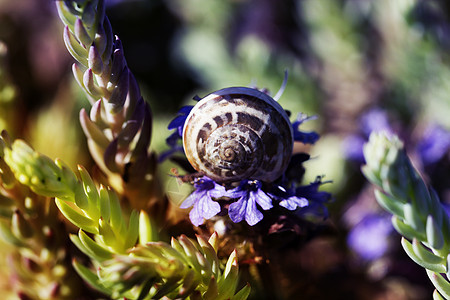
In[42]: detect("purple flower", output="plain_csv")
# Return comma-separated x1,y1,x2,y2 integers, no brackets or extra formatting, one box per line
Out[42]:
292,114,320,144
269,185,309,210
159,105,194,162
347,214,393,261
360,109,392,137
180,177,227,226
295,178,331,218
167,105,194,143
342,135,366,162
226,180,273,226
417,124,450,165
343,109,393,162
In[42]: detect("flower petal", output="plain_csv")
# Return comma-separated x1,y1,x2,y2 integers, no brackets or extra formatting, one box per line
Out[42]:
189,205,204,226
228,198,247,223
180,192,198,209
245,196,264,226
220,186,247,199
208,183,229,198
279,196,308,210
197,193,221,219
167,115,187,130
292,114,320,144
253,190,273,210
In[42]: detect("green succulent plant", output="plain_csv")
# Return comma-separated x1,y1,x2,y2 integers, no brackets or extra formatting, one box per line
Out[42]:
363,132,450,299
2,135,249,299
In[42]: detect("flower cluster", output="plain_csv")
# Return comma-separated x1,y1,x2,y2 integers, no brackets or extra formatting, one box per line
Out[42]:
168,89,330,226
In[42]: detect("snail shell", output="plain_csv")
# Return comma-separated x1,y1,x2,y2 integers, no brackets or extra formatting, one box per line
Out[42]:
182,87,294,183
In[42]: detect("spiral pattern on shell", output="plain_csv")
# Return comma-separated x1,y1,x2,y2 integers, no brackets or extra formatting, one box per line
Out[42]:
182,87,294,183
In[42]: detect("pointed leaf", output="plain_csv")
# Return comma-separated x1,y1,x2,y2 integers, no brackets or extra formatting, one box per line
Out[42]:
203,276,218,300
151,277,181,299
100,18,113,62
98,218,119,251
88,45,103,74
55,1,77,27
178,269,200,297
72,259,111,295
74,18,92,47
103,138,120,173
179,235,203,273
433,289,445,300
392,215,425,242
139,210,157,245
117,120,139,147
98,185,110,221
108,187,125,236
108,68,129,111
374,189,404,218
197,234,219,275
79,109,110,148
412,238,446,265
427,270,450,299
83,68,103,99
403,203,424,233
74,182,89,210
231,284,251,300
0,221,26,247
77,165,100,216
55,198,98,234
401,238,446,273
426,215,445,250
63,26,87,66
124,210,139,249
78,230,113,261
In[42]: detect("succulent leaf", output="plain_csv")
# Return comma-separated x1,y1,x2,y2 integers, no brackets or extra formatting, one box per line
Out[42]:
363,132,450,298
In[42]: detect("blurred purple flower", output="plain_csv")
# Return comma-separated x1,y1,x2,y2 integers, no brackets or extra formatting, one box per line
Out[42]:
347,213,393,261
343,109,393,162
180,177,227,226
417,124,450,165
342,135,366,162
269,185,309,210
292,114,320,144
360,109,392,137
295,177,332,218
226,180,273,226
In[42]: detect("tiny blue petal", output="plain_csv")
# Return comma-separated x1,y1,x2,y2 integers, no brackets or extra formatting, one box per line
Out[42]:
228,197,247,223
279,196,308,210
180,192,197,209
195,191,221,219
252,189,273,210
168,114,187,130
244,196,264,226
166,105,194,145
226,180,272,225
180,177,223,226
292,114,320,144
295,178,331,217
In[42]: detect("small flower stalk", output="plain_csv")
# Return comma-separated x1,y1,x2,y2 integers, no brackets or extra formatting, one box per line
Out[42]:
362,132,450,299
56,0,163,212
